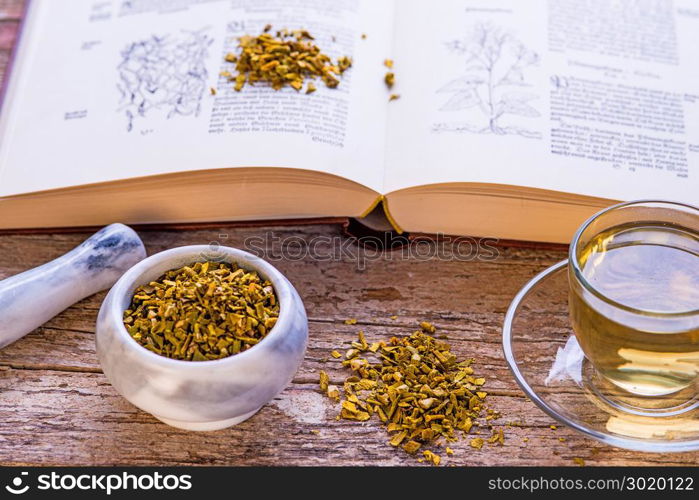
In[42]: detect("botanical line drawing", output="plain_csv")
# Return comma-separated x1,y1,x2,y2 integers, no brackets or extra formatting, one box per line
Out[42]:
117,28,213,132
434,23,541,139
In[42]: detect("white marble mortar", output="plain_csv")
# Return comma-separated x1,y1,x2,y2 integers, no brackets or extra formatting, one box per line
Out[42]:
95,245,309,431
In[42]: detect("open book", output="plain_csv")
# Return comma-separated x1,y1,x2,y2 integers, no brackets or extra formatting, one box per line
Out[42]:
0,0,697,243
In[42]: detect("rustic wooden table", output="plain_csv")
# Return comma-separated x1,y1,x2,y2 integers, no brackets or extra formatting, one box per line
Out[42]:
0,1,696,466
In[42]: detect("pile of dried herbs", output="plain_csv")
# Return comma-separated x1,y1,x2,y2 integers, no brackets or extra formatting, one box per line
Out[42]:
319,322,503,465
222,26,352,93
123,261,279,361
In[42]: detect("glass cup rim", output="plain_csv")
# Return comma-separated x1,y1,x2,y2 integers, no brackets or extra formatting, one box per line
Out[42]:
569,199,699,318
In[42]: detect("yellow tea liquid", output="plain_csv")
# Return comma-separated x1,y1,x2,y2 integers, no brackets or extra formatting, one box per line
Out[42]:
570,222,699,396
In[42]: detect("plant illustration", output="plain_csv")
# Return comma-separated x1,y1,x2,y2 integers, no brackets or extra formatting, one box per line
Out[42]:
437,23,541,138
117,28,213,132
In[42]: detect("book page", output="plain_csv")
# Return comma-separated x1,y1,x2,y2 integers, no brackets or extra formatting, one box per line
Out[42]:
383,0,698,204
0,0,394,197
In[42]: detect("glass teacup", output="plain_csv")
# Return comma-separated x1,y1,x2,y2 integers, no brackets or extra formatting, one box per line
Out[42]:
568,200,699,398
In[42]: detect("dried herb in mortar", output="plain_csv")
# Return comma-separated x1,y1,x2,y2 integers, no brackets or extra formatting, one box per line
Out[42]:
123,261,279,361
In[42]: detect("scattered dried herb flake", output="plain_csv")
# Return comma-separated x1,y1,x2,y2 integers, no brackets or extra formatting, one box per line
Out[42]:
423,450,441,466
384,71,395,89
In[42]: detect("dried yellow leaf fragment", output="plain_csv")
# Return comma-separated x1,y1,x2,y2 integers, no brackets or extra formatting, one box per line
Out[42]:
403,440,421,454
319,371,329,392
487,428,505,446
327,385,340,401
423,450,441,466
418,397,436,410
389,430,408,447
419,321,435,333
384,71,395,89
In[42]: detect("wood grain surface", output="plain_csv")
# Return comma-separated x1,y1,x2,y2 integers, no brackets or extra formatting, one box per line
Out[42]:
0,1,696,466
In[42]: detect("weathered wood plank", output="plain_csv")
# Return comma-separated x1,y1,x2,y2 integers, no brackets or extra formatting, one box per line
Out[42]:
1,368,696,466
0,19,18,50
0,0,22,83
0,48,9,85
0,0,23,20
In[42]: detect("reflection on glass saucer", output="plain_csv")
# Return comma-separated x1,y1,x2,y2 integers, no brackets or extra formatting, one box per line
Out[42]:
502,260,699,453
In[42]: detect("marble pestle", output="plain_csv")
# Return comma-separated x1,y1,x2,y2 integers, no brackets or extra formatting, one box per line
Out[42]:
0,223,146,349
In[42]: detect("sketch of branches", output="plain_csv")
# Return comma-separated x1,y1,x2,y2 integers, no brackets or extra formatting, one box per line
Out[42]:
117,28,213,132
434,23,541,139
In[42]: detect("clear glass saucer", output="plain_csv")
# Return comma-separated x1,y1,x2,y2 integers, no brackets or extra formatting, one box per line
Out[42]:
503,260,699,453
